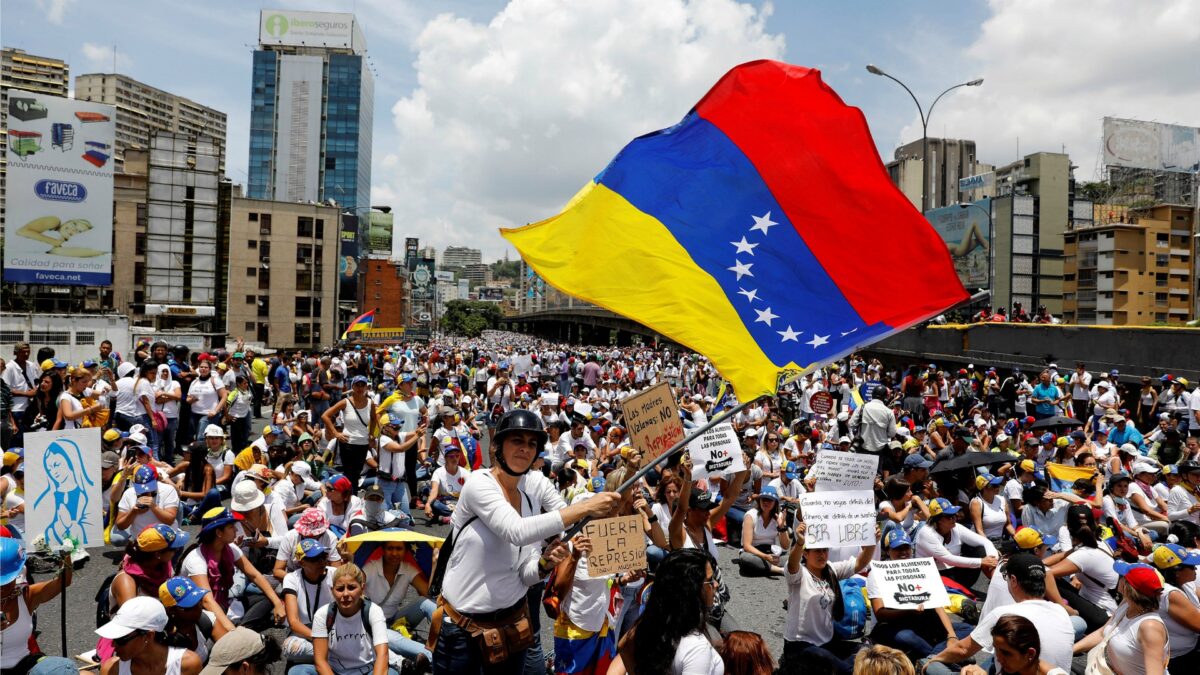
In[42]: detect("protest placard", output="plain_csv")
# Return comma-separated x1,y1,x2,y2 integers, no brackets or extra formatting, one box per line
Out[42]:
687,422,745,479
24,428,104,548
582,515,646,577
870,558,951,609
622,382,685,463
809,450,879,491
809,391,834,416
573,401,594,420
798,490,876,549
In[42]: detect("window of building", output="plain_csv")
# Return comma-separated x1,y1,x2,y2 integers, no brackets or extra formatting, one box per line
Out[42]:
312,298,322,318
135,235,146,255
134,291,144,304
75,332,96,345
29,331,70,345
1155,292,1167,306
245,295,254,304
257,324,269,344
298,216,314,238
249,240,257,249
258,267,270,290
257,296,269,318
295,323,312,344
134,262,145,285
295,297,311,315
245,322,256,332
296,270,311,291
296,244,313,263
1154,313,1167,323
260,241,270,257
246,267,256,277
1155,254,1169,266
1156,273,1168,287
259,213,272,233
249,212,258,222
1156,233,1169,248
315,219,324,239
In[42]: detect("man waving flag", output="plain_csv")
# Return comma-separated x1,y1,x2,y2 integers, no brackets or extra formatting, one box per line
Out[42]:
503,60,967,399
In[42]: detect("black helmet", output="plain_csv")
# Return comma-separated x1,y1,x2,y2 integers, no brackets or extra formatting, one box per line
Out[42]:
493,409,548,476
1178,460,1200,475
872,385,888,402
172,344,190,357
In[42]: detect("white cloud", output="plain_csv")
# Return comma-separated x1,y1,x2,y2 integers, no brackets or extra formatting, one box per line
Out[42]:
899,0,1200,181
375,0,784,258
35,0,73,24
80,42,133,71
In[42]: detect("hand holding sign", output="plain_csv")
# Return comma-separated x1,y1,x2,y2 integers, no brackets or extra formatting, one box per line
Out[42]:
687,422,745,480
797,490,875,549
808,451,879,492
870,558,951,610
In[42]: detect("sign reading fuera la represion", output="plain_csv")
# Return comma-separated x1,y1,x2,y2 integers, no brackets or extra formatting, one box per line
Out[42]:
622,382,684,463
808,450,879,492
871,558,952,610
688,422,745,480
798,490,876,549
583,515,645,577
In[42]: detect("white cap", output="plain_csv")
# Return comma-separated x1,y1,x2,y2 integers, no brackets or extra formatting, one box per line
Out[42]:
231,481,265,512
290,461,312,478
1131,461,1160,475
128,431,148,445
204,424,226,438
996,432,1010,443
95,596,168,639
129,424,147,436
460,395,472,405
838,436,851,444
837,411,850,422
117,362,137,378
744,427,761,438
896,427,911,438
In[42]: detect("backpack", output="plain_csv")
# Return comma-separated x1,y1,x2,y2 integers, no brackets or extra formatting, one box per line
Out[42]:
95,572,118,627
324,598,375,636
833,577,870,639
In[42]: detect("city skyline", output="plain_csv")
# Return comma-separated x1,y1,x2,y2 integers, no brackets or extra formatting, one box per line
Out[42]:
4,0,1197,259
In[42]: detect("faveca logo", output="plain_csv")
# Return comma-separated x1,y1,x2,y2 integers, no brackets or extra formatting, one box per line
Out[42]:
264,14,289,37
35,179,87,203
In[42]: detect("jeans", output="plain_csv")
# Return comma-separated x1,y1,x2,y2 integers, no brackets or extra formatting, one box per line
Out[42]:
433,620,527,675
646,545,667,572
378,477,412,517
388,597,438,660
524,583,545,675
872,614,973,660
231,414,252,455
780,638,865,675
430,498,455,519
725,506,748,540
26,656,80,674
288,665,398,675
181,489,223,523
159,417,179,464
193,412,220,441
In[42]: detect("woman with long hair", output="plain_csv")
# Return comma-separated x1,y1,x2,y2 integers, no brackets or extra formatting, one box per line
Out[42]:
737,486,789,576
22,372,61,433
185,360,226,444
297,562,395,675
181,507,285,633
55,367,103,430
0,538,77,674
969,474,1014,544
610,548,723,675
321,375,378,490
779,521,877,674
669,463,747,632
132,362,160,450
1147,543,1200,671
1072,562,1169,675
175,441,222,523
1136,377,1159,430
96,596,202,675
1047,505,1117,632
315,473,362,539
959,614,1066,675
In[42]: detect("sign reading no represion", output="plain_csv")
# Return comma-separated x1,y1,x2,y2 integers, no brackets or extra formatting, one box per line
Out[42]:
622,382,685,462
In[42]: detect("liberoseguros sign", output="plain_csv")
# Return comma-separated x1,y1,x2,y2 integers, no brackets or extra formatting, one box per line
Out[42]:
260,10,356,49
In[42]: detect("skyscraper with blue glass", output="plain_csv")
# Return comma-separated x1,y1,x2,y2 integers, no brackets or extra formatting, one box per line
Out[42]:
248,10,372,215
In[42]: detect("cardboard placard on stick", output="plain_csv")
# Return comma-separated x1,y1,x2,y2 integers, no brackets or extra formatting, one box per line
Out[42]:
798,490,876,549
582,515,646,577
622,382,685,463
871,558,951,609
809,450,879,491
687,422,745,480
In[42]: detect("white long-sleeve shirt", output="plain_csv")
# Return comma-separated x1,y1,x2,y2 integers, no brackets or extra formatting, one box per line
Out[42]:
914,522,998,570
442,470,566,614
1167,484,1199,525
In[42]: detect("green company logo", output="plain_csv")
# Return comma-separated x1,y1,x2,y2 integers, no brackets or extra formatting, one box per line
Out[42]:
264,14,289,37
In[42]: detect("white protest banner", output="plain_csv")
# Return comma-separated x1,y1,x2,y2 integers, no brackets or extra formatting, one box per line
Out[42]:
573,401,594,420
809,450,879,491
24,428,104,547
798,490,876,549
870,558,951,609
688,422,745,479
622,382,685,463
582,515,646,577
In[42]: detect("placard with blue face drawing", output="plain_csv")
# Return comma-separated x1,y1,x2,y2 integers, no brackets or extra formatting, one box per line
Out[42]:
24,428,103,548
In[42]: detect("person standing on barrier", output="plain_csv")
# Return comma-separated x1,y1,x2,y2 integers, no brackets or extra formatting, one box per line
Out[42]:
430,408,621,675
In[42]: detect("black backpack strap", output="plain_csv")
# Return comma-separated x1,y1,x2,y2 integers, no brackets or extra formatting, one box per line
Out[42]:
428,515,478,598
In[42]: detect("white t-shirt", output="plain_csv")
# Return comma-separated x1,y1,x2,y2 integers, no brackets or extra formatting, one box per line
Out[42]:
281,567,336,627
431,465,468,499
561,535,612,632
181,542,245,577
188,377,223,416
386,396,424,434
671,632,723,675
275,529,343,572
58,391,83,429
784,559,857,644
310,602,388,672
970,600,1075,672
1066,547,1118,614
114,376,141,417
768,477,805,502
362,558,420,621
117,482,180,535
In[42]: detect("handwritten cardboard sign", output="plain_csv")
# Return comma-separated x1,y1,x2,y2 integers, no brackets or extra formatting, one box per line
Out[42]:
622,382,685,463
809,450,879,492
687,422,745,479
582,515,646,577
870,558,951,609
798,490,876,549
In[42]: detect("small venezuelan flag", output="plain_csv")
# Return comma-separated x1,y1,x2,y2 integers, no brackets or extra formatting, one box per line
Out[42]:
503,61,967,398
341,309,375,340
1045,462,1095,493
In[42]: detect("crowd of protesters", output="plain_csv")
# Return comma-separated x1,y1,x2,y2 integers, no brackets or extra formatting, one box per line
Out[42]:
0,329,1198,675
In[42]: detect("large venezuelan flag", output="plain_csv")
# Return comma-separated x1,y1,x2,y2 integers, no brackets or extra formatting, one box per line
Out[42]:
340,309,376,340
503,61,967,398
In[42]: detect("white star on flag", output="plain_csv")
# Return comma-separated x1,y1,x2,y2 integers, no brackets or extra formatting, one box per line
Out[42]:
731,236,758,256
840,328,858,337
728,260,753,280
737,288,759,303
750,211,777,235
754,307,778,326
777,326,801,342
806,334,829,348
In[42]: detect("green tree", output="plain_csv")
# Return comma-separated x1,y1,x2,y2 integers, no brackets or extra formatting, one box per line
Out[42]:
442,300,503,337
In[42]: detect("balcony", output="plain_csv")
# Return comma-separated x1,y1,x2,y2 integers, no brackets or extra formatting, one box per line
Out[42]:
1097,277,1114,292
1171,248,1191,257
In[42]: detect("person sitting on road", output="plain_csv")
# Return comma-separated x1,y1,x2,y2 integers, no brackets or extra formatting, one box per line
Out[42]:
913,497,999,589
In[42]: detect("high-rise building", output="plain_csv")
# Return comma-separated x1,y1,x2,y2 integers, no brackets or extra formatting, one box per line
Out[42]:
461,262,491,286
989,152,1090,317
1063,204,1194,325
73,73,227,172
247,9,373,215
442,245,482,268
227,196,339,348
885,138,986,210
1,48,69,233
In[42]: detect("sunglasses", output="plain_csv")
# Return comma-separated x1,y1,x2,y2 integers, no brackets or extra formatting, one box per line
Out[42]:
113,630,145,647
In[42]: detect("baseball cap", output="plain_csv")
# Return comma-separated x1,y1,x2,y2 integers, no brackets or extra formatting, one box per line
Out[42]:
351,375,369,385
783,462,799,480
1150,544,1200,570
995,432,1009,443
976,474,1003,489
103,429,128,443
132,465,158,495
928,497,961,518
1019,459,1037,473
1113,562,1164,596
1131,461,1160,476
400,373,416,383
1014,526,1057,550
159,577,209,609
689,490,719,510
295,538,330,559
758,485,779,502
135,524,190,552
903,453,933,469
199,507,240,535
590,476,607,492
325,473,353,493
1069,430,1086,442
101,451,121,469
1040,433,1055,445
883,529,913,549
199,627,271,675
129,433,149,447
837,436,851,444
204,424,226,438
1108,472,1132,488
95,596,168,639
1003,552,1047,586
289,461,312,478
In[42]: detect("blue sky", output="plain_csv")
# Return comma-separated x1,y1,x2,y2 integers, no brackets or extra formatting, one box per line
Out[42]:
5,0,1193,256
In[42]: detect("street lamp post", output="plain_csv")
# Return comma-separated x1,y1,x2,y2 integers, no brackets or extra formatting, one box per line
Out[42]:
866,65,982,213
959,201,994,309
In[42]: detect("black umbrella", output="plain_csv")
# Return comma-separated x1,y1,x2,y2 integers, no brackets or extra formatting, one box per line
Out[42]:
930,450,1022,474
1028,415,1081,431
